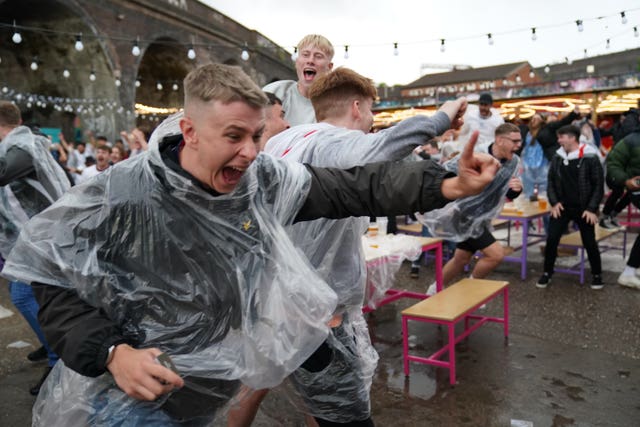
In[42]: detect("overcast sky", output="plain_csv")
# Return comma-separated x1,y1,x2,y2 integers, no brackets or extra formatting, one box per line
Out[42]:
202,0,640,86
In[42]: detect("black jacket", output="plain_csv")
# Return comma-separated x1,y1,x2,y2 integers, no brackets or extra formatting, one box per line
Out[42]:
547,149,604,213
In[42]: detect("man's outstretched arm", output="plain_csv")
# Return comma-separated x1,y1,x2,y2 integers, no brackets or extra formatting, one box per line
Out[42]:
295,131,499,221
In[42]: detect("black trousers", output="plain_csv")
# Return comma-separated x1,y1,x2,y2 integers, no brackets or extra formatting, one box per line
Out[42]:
544,207,601,275
627,194,640,268
602,180,631,216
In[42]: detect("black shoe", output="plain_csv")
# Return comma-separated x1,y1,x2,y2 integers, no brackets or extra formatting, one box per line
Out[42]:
410,266,420,279
27,346,47,362
29,366,52,396
536,273,551,289
591,274,604,290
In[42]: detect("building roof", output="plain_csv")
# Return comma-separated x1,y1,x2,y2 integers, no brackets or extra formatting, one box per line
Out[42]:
403,62,529,88
537,47,640,81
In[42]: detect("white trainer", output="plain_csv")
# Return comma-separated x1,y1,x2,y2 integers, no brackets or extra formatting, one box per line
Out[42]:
426,282,437,296
617,274,640,289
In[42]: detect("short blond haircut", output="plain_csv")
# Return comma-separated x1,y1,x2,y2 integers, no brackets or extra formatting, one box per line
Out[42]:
183,63,267,109
297,34,334,61
308,67,377,122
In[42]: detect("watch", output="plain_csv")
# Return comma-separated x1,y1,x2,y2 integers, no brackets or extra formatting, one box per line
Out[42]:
105,344,117,366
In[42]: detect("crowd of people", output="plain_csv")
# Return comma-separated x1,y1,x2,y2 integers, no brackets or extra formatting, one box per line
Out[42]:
0,32,639,427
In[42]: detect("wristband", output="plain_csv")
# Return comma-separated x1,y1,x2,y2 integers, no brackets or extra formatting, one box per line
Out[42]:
106,344,117,366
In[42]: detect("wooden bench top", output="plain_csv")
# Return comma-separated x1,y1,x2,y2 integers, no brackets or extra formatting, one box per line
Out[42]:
402,278,509,321
559,225,624,247
398,219,507,236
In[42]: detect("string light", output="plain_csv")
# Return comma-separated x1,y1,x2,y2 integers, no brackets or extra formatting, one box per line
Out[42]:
187,45,196,60
487,33,494,45
172,82,179,91
529,68,535,78
634,26,638,37
241,43,249,61
343,45,349,60
584,49,588,58
440,39,445,53
62,69,70,78
12,21,22,44
132,37,141,56
30,57,38,71
544,65,550,73
393,42,399,56
115,78,121,87
515,74,522,83
135,79,141,88
156,82,163,91
576,20,584,32
621,11,627,25
291,46,298,61
89,69,96,81
531,27,537,41
74,34,84,51
606,38,610,49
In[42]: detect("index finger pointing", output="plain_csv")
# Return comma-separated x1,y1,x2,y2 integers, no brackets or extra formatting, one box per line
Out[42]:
461,130,480,162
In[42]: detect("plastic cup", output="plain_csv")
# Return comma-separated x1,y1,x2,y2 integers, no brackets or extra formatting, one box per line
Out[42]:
377,217,388,236
538,198,548,210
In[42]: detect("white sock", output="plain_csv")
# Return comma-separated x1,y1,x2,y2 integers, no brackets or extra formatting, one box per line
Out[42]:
622,266,635,276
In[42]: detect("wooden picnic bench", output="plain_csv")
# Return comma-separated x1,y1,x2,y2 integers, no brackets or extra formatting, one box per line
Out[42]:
401,278,509,385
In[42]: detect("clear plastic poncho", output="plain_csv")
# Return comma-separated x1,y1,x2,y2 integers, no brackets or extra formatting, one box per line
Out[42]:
0,126,70,258
2,114,338,426
418,150,520,241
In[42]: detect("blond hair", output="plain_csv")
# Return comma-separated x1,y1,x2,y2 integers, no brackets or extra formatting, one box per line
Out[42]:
183,63,267,109
297,34,334,60
308,67,377,122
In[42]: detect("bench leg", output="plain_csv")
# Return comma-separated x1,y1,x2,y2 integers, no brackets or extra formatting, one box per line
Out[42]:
503,287,509,339
448,323,456,385
402,315,409,376
580,248,585,284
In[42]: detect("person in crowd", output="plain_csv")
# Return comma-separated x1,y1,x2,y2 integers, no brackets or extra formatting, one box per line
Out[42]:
537,125,604,290
456,93,504,146
78,144,111,183
65,140,88,183
605,122,640,289
424,123,523,295
536,107,581,163
257,92,289,151
254,67,470,427
110,143,125,164
521,114,549,201
3,63,499,426
120,128,148,156
0,101,70,395
263,34,334,126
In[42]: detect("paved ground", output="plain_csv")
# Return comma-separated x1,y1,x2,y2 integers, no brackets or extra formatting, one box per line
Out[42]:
1,225,639,426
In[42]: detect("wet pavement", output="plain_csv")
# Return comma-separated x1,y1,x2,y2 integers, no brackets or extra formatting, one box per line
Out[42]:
1,227,639,426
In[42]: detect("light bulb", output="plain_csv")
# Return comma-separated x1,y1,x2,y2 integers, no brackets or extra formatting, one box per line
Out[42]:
576,20,583,32
606,39,610,49
440,39,445,53
12,31,22,44
1,87,7,94
635,27,639,38
393,42,399,56
241,49,249,61
621,11,627,25
115,78,121,87
343,45,349,60
172,82,179,91
515,75,522,82
531,28,537,41
63,69,70,78
187,45,196,60
75,34,84,51
30,60,38,71
135,79,141,88
544,65,550,73
132,39,141,56
291,47,298,61
487,33,494,45
156,82,163,91
89,70,96,81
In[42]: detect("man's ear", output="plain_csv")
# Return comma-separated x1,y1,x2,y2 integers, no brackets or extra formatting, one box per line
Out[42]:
328,62,334,71
351,99,361,121
179,116,196,146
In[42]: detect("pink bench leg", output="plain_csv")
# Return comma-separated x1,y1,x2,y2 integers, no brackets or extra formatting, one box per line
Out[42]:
503,287,509,338
403,315,410,376
448,323,456,385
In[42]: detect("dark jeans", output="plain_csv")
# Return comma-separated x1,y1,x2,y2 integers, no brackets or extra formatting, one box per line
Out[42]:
627,194,640,268
544,207,601,275
602,181,631,216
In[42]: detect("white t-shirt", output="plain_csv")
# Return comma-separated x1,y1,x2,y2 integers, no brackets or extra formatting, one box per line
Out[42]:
262,80,316,126
77,164,108,183
458,104,504,147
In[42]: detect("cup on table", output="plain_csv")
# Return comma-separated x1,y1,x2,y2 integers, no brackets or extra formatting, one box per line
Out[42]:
368,222,379,238
538,197,548,210
377,217,388,237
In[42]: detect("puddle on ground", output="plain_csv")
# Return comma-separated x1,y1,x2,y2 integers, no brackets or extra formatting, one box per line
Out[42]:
384,366,437,400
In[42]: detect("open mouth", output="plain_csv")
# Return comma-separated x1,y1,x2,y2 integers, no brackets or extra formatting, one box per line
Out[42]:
222,166,245,185
303,68,317,80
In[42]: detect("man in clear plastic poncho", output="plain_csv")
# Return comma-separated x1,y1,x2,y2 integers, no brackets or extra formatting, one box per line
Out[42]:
0,101,70,394
419,123,523,292
3,64,499,426
257,67,469,427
